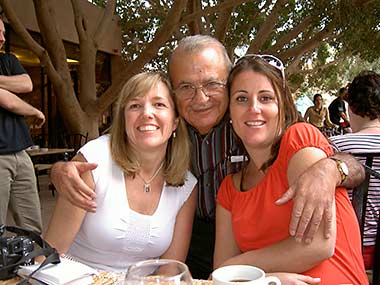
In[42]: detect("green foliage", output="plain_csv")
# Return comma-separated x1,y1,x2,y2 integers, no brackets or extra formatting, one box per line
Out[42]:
305,55,380,93
90,0,380,93
338,1,380,62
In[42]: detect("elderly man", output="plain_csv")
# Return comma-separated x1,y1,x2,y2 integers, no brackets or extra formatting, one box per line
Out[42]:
0,18,45,233
50,35,364,278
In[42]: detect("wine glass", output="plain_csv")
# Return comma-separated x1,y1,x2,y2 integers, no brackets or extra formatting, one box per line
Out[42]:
124,259,193,285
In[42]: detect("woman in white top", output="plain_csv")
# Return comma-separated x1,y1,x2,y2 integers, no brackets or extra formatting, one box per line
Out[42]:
44,72,197,272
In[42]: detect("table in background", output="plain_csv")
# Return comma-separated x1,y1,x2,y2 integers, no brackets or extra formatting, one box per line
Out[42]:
26,148,75,158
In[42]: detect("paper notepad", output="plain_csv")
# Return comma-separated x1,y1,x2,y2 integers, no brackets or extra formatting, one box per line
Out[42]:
18,256,98,285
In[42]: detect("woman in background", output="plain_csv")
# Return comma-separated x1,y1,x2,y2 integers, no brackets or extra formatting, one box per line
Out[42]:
330,70,380,270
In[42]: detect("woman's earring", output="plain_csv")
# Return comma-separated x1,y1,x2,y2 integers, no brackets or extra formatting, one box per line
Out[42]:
229,119,233,124
172,131,176,139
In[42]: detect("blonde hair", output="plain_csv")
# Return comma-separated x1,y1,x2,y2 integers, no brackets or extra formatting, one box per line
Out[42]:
110,72,191,186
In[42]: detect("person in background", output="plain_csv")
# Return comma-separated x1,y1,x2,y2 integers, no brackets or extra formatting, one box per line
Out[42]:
304,94,334,136
0,18,45,233
328,86,351,133
49,35,365,279
214,54,368,285
330,70,380,271
44,72,197,272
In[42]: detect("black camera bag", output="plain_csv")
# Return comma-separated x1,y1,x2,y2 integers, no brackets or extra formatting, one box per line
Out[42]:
0,225,60,283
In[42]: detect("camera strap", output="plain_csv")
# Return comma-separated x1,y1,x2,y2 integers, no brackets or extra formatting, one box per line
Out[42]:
0,225,60,284
16,249,60,285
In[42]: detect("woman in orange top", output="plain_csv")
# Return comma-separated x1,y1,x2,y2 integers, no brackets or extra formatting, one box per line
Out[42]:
214,55,368,285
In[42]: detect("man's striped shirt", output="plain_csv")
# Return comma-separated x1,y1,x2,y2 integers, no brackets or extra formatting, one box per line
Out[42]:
188,115,244,220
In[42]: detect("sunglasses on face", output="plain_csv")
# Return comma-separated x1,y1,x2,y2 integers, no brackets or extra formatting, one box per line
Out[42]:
235,54,286,87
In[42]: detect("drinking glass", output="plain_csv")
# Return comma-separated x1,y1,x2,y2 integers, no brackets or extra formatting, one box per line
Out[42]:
124,259,193,285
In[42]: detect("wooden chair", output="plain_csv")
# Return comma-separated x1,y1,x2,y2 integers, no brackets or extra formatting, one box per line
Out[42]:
64,133,89,159
350,152,380,285
34,133,88,196
37,153,72,197
34,163,53,193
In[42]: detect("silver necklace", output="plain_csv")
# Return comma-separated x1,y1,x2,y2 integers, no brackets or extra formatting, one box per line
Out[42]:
137,162,164,193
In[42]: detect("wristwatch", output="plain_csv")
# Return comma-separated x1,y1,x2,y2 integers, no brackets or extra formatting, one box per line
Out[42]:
329,157,349,184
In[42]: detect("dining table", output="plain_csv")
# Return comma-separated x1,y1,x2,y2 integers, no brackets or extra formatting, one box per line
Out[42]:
0,274,121,285
26,148,75,158
0,276,212,285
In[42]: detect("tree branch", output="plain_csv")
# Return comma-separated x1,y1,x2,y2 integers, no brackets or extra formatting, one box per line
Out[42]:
70,0,97,108
280,25,335,62
284,26,336,76
0,0,61,84
285,53,303,76
33,0,70,72
264,16,313,55
70,0,87,42
33,0,84,124
247,0,287,53
292,54,349,77
179,0,250,27
187,0,201,35
93,0,116,47
94,0,188,112
215,7,233,43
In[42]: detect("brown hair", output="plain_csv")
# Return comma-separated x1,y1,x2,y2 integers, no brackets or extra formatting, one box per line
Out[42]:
227,56,299,170
110,72,191,186
347,70,380,120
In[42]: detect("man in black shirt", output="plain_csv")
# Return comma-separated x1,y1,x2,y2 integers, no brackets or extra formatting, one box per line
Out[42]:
328,87,350,127
0,18,45,233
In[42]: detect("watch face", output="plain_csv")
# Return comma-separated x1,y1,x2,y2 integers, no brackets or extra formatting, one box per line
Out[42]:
341,161,349,175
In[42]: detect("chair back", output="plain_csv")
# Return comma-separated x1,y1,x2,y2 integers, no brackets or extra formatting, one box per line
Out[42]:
350,152,380,284
64,133,89,158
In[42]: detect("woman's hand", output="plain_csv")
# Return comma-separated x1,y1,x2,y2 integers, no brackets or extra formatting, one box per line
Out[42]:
267,272,321,285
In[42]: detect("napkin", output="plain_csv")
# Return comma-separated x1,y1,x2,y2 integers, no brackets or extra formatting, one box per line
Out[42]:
17,256,98,285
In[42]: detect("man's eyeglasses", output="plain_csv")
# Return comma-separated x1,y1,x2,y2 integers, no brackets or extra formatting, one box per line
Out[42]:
236,54,286,86
174,80,226,100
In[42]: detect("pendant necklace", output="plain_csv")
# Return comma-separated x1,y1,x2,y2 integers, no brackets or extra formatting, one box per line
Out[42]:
137,162,164,193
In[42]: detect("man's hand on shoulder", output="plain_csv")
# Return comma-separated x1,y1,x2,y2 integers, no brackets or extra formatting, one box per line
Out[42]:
50,161,98,212
276,157,338,243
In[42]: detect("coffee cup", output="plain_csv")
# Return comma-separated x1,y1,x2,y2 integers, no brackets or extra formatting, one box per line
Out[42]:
212,265,281,285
